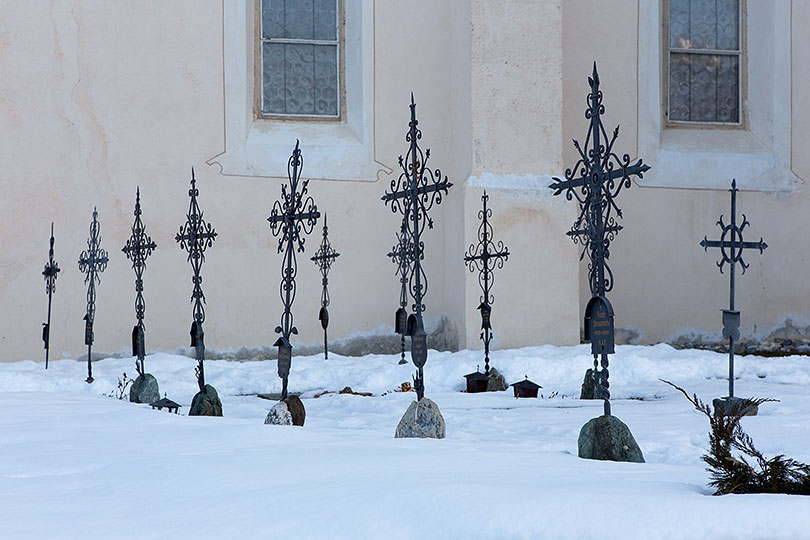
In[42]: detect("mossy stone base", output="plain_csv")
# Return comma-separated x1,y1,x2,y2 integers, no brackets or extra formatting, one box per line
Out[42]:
129,373,160,404
578,415,644,463
189,384,223,417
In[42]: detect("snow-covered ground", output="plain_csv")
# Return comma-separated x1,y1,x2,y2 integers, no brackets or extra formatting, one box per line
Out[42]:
1,344,809,539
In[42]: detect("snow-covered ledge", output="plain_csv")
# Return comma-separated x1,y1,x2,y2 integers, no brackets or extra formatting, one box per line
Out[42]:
637,0,800,192
208,0,390,181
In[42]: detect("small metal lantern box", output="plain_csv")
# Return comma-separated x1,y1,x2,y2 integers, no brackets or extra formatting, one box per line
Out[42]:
150,397,181,414
510,377,541,398
464,369,489,393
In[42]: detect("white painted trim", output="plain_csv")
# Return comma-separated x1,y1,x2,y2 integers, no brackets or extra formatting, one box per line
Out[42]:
208,0,390,181
638,0,800,192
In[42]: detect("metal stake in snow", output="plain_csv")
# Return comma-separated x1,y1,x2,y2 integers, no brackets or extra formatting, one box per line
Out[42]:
310,214,340,360
464,190,510,375
549,62,650,417
122,187,157,376
42,223,60,369
382,94,453,401
78,208,109,383
176,169,217,393
268,140,321,400
700,179,767,409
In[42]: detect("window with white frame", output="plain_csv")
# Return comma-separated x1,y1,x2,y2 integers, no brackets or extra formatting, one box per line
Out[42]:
260,0,341,118
666,0,742,125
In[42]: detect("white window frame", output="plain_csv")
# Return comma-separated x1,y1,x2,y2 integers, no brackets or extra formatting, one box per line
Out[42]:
638,0,800,192
209,0,391,182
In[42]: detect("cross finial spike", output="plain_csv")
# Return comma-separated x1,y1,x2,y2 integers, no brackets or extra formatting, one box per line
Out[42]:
731,178,737,190
50,222,54,235
294,138,300,151
592,61,599,84
410,92,415,106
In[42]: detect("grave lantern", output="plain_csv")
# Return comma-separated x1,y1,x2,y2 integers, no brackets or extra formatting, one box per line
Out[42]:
150,396,181,414
510,376,541,399
464,368,489,393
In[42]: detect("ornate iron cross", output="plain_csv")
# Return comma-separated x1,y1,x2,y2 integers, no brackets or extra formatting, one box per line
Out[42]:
42,222,60,369
382,94,453,401
78,208,109,383
464,190,510,375
122,187,157,376
176,169,217,392
268,140,320,399
387,216,413,364
310,213,340,360
700,179,767,399
549,63,650,416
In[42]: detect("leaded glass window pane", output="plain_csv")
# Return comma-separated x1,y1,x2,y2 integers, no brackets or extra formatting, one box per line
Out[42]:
667,0,741,124
260,0,339,118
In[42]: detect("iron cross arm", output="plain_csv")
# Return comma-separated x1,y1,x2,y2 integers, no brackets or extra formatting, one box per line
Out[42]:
700,237,768,253
268,210,321,226
463,247,510,264
567,224,623,238
548,160,650,197
381,178,453,203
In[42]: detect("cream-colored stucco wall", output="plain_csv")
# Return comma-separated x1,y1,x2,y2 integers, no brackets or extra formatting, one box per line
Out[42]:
0,1,579,363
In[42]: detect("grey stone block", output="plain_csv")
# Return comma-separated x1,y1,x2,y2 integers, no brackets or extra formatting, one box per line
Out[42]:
395,397,446,439
578,414,645,463
129,373,160,404
189,384,223,417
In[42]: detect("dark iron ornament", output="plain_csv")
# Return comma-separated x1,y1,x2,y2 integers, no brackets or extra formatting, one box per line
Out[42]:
463,190,510,374
382,94,453,401
78,208,109,383
122,187,157,376
387,216,413,363
268,140,320,399
549,63,650,416
310,214,340,359
175,168,217,392
700,179,767,399
42,222,60,369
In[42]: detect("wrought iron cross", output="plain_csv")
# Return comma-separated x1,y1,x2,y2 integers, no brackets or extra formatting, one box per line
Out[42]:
42,222,60,369
122,187,157,376
78,208,109,383
310,214,340,360
176,169,217,392
268,140,320,399
382,94,453,401
464,191,510,375
387,216,413,364
700,179,767,399
549,63,650,416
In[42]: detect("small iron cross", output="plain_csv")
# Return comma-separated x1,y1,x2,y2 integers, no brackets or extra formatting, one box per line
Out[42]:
78,208,109,383
42,222,60,369
387,216,413,364
548,63,650,416
700,178,767,399
382,94,452,400
122,187,157,375
311,214,340,359
176,169,217,391
463,190,510,375
268,140,321,399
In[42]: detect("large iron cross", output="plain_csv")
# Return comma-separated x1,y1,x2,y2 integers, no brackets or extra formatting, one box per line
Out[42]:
548,63,650,416
78,207,109,383
122,187,157,375
42,222,60,369
176,169,217,391
387,216,413,364
311,213,339,359
463,190,510,375
382,94,452,400
700,179,767,399
268,140,320,399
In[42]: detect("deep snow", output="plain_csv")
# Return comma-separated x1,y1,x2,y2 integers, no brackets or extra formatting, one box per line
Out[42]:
1,344,809,539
